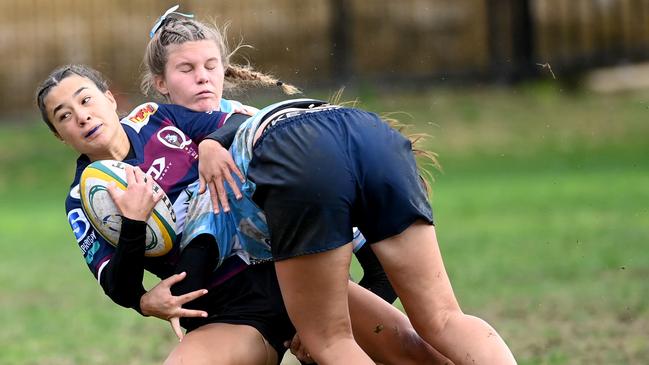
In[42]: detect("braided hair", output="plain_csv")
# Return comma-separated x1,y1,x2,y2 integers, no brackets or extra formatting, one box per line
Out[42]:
142,16,299,102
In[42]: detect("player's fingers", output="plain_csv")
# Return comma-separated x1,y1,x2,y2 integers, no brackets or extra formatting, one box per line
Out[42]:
177,308,209,319
291,336,313,363
162,271,187,288
243,106,257,116
142,175,151,188
144,175,157,196
152,186,163,203
177,289,208,305
124,165,135,185
222,169,242,199
106,181,124,203
295,349,311,363
131,166,141,184
208,182,221,214
198,174,207,194
106,181,114,194
295,344,312,363
289,334,301,353
147,177,162,202
302,353,314,364
133,166,145,184
169,317,184,342
215,178,230,212
226,158,245,183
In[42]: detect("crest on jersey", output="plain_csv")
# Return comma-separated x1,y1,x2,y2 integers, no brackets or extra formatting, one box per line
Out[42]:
121,102,159,132
157,126,191,149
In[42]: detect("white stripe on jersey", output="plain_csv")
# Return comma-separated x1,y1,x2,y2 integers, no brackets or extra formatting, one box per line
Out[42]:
97,260,110,283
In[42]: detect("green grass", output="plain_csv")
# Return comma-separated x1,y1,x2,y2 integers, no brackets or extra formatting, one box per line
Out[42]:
2,83,648,364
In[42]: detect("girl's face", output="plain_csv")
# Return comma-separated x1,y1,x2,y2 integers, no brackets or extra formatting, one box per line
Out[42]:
43,74,121,159
155,40,225,112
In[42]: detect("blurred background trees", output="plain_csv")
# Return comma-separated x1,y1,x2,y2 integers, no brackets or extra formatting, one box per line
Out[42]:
2,2,649,364
1,0,648,115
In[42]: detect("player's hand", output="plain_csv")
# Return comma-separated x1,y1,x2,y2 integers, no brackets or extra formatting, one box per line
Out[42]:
139,272,209,342
284,334,314,364
107,166,162,221
197,139,244,213
232,104,258,116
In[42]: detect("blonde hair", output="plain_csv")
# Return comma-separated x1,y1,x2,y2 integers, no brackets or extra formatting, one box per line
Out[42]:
142,16,299,101
382,114,441,194
329,88,441,194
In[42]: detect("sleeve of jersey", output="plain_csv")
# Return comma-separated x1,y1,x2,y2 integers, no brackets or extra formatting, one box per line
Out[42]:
98,217,148,314
204,113,250,148
66,198,146,314
164,104,229,143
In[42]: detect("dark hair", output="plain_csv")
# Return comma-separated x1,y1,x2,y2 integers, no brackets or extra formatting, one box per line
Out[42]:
35,64,109,135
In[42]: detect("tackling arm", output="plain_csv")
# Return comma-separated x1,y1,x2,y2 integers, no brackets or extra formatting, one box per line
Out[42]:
98,217,148,314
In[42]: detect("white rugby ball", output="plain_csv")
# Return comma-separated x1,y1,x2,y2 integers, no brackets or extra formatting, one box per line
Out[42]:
79,160,176,257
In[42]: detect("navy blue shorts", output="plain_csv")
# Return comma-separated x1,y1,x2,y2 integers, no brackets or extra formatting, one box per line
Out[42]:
183,262,294,362
247,107,433,260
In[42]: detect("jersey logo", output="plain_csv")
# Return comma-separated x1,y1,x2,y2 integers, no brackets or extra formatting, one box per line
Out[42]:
157,126,192,150
146,157,167,180
120,102,159,132
68,208,90,243
69,184,81,200
85,240,100,264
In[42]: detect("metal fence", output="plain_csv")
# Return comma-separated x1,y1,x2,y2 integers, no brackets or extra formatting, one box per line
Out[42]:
1,0,648,114
487,0,649,82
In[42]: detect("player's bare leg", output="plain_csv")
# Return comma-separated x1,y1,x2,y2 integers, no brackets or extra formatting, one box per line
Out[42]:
371,221,516,365
348,281,452,365
164,323,277,365
275,243,374,365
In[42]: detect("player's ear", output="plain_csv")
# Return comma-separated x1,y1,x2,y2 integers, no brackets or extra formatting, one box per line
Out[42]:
49,124,64,142
53,131,65,143
154,75,169,96
104,90,117,111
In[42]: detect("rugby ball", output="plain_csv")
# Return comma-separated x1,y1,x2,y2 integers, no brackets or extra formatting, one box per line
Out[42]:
79,160,176,257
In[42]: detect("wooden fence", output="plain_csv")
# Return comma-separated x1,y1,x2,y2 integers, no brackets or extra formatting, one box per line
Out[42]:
1,0,648,113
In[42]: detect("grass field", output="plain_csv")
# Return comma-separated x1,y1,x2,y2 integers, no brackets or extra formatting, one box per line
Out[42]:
1,83,648,364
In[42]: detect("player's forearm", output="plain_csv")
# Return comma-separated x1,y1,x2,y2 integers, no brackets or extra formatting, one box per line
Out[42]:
204,113,249,148
99,217,148,313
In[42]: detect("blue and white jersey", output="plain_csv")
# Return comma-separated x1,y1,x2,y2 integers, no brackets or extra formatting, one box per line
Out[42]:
179,179,273,265
219,98,251,114
65,101,252,284
177,98,271,265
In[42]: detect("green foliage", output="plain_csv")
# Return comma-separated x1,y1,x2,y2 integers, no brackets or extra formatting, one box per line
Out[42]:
1,84,648,364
